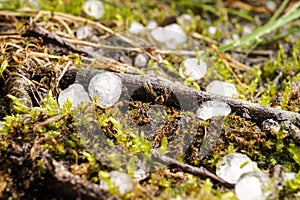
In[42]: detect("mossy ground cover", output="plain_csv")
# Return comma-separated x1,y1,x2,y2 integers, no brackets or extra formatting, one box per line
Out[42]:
0,0,299,199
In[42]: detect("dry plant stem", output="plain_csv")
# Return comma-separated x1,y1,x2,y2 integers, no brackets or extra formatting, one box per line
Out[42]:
35,11,115,34
191,31,218,45
212,45,246,86
152,151,235,189
224,53,252,71
23,19,90,55
32,10,158,61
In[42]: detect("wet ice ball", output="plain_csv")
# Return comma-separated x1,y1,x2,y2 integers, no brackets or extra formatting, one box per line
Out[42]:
58,84,91,108
88,72,122,107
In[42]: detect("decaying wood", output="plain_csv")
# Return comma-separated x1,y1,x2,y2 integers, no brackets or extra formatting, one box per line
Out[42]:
46,159,119,200
1,141,118,200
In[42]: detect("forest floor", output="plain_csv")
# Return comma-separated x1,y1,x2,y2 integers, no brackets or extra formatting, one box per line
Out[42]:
0,0,300,199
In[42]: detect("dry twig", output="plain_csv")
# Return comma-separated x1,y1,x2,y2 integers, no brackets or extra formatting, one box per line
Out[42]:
152,151,235,189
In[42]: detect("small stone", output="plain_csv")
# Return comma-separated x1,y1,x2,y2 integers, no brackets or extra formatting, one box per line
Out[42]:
83,0,105,20
128,22,145,34
235,171,273,200
196,100,231,120
181,57,207,80
58,84,91,108
101,171,134,195
206,80,239,98
216,152,258,184
88,72,122,107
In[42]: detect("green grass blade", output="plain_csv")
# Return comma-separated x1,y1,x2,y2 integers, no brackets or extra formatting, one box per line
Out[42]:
0,59,8,76
268,0,290,24
218,1,300,52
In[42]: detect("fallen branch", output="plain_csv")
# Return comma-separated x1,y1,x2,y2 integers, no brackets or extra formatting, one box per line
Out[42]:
152,151,235,189
73,69,300,143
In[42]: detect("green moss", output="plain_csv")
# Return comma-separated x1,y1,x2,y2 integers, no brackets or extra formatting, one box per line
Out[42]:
260,91,271,106
284,171,300,194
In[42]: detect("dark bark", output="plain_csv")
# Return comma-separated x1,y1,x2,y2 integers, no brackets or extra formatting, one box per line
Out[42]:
44,159,118,200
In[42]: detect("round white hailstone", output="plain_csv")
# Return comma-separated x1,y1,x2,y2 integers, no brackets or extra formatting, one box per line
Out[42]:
128,22,145,34
283,172,296,183
134,53,148,67
151,27,168,43
196,100,231,120
146,20,157,29
58,84,91,108
208,26,217,35
216,152,258,184
133,160,147,180
83,0,105,20
164,23,187,49
177,14,193,27
223,38,232,45
242,25,252,36
265,1,277,11
76,26,94,39
24,0,40,10
88,72,122,107
100,171,134,195
181,57,207,80
207,80,239,98
151,23,187,50
233,33,239,40
235,171,272,200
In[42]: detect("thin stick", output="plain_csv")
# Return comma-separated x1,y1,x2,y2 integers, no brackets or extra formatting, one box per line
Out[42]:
33,114,66,132
152,151,235,188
